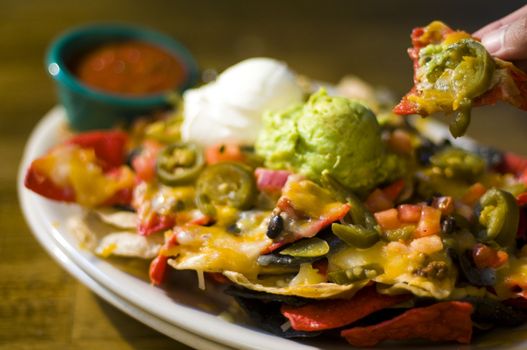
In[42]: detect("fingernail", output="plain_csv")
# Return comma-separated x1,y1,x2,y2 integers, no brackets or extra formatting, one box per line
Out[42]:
481,26,506,54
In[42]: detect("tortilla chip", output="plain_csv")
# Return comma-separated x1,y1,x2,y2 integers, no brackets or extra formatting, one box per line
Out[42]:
341,301,473,347
68,210,161,259
281,285,411,331
95,232,162,259
375,277,455,299
223,271,367,299
94,208,137,229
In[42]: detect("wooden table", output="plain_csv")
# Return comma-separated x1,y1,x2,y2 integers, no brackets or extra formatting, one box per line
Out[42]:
2,1,527,349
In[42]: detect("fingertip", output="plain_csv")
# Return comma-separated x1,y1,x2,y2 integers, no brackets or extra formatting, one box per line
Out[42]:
480,29,504,55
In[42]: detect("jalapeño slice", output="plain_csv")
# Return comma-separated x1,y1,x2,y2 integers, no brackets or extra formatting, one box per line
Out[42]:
196,162,257,210
156,143,204,186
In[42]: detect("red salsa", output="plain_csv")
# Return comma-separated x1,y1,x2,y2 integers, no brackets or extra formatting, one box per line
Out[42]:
71,40,185,95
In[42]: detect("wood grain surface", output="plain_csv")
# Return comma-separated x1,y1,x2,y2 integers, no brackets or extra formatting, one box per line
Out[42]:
2,1,527,349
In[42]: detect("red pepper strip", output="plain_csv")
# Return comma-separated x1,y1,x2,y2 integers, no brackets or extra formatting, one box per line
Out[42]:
276,198,350,240
382,179,405,202
393,23,527,116
254,168,291,193
149,255,168,286
138,212,175,236
263,201,350,254
260,241,287,255
100,167,134,206
66,130,128,172
24,161,75,202
131,140,162,182
297,203,351,238
341,301,473,347
281,286,411,331
518,193,527,207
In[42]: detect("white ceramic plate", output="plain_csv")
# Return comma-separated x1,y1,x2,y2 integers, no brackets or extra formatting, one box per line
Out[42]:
18,192,233,350
18,107,527,350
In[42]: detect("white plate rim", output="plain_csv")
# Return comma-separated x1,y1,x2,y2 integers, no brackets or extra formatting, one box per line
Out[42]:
18,193,234,350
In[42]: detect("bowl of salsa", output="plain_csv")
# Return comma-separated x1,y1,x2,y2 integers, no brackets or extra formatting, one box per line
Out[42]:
46,23,199,130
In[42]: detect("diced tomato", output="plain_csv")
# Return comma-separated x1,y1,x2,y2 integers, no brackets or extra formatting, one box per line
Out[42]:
67,130,128,171
149,255,168,286
365,189,393,213
472,243,509,269
205,143,245,164
461,183,487,206
254,168,291,193
374,208,402,231
414,206,442,237
281,286,411,331
398,204,422,223
341,301,473,347
132,140,162,182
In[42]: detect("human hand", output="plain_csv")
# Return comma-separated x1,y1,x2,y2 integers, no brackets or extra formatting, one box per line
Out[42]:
474,5,527,66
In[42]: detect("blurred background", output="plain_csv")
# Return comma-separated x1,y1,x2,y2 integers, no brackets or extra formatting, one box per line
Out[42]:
2,0,527,349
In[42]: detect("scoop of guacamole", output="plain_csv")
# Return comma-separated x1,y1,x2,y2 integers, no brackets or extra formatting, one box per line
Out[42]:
256,89,403,193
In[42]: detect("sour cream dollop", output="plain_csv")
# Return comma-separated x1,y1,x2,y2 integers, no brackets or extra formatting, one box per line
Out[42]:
181,57,303,147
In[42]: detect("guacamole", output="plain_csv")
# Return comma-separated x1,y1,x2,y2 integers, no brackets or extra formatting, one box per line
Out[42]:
256,89,403,193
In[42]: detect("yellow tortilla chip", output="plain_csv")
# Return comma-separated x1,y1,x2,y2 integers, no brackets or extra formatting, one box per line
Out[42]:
222,271,368,299
68,210,162,259
94,208,137,229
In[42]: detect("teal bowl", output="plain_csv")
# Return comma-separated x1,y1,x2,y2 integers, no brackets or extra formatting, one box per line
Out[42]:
46,23,199,131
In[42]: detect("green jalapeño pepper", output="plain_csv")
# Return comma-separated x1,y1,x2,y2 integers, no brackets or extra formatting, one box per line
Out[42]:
331,223,379,249
478,188,519,248
196,162,257,210
279,237,330,258
419,39,495,137
321,170,380,248
430,147,486,181
156,143,204,186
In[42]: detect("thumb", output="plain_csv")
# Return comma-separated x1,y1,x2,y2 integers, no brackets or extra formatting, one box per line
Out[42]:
480,17,527,61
